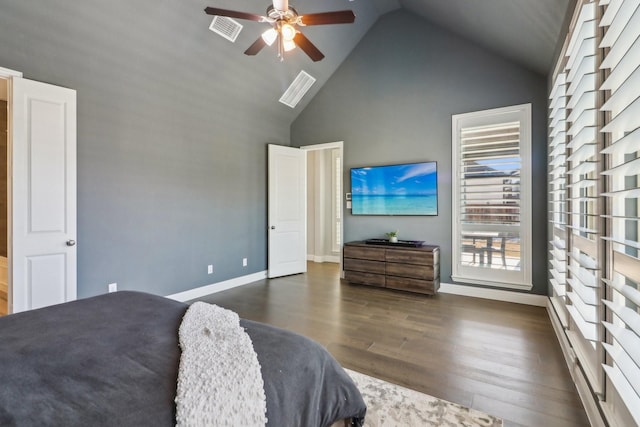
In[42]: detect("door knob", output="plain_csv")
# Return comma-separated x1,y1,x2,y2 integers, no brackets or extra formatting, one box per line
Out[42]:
270,226,276,230
66,240,76,247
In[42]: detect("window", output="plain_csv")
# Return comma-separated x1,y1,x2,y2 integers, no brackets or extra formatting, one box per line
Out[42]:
599,0,640,423
452,104,532,290
547,1,640,425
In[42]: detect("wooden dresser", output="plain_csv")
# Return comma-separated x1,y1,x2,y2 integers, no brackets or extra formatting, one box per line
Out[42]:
343,241,440,295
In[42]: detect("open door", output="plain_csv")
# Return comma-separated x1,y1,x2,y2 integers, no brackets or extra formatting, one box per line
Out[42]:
267,144,306,278
9,77,77,313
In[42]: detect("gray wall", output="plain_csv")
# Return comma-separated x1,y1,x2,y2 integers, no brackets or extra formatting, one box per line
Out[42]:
0,0,387,299
0,1,294,297
291,10,550,294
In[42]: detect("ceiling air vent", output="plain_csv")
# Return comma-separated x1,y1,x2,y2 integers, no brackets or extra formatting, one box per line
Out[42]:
209,16,243,42
279,71,316,108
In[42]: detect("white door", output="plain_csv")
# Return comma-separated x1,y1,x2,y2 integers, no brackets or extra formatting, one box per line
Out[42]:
268,144,306,278
10,77,77,313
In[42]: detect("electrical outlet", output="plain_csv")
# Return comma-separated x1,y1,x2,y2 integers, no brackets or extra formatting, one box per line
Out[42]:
208,265,213,274
242,258,248,267
108,283,117,293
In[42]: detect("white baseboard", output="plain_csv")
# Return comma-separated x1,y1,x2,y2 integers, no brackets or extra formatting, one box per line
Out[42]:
439,282,547,306
547,299,576,365
547,301,606,427
166,270,267,302
306,254,340,263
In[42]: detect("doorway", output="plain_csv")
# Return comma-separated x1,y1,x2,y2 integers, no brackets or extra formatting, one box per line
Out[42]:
302,142,344,270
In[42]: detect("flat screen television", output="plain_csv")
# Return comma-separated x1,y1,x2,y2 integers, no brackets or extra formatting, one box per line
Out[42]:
350,161,438,216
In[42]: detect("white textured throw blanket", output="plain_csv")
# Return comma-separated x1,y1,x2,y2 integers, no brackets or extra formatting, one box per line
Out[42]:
175,302,267,427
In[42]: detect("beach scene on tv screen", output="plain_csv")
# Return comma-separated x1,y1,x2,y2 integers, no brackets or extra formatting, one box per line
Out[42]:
351,162,438,215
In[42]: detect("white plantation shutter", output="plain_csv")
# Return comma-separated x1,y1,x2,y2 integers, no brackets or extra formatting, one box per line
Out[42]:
452,104,532,290
599,0,640,424
549,72,569,326
549,1,640,425
562,0,603,391
460,122,521,226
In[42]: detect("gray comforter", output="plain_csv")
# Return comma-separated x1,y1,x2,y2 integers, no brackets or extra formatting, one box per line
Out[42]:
0,291,366,426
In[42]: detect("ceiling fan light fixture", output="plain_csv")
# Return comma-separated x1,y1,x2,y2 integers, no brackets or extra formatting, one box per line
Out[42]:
283,39,296,51
280,23,296,42
205,2,355,62
261,28,278,46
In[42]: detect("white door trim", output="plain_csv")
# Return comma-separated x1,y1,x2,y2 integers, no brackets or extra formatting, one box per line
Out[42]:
1,66,23,313
0,67,22,313
0,67,22,78
300,141,344,152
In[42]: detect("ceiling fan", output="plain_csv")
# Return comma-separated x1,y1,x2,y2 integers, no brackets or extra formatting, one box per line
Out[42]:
204,0,356,62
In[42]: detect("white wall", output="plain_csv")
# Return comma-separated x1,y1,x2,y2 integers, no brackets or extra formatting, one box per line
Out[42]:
306,149,339,263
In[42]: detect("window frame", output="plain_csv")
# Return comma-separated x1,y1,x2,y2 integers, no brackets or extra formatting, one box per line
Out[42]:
451,103,533,290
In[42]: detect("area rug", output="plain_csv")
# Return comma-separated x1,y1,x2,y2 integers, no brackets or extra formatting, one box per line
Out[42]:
346,369,502,427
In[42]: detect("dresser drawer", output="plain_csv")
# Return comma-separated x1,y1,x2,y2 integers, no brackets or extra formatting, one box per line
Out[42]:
385,276,439,294
344,258,385,274
385,249,434,265
386,262,435,280
344,245,386,261
344,271,385,287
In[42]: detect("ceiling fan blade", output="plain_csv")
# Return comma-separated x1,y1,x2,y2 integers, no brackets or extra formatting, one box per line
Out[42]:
293,33,325,62
204,7,266,22
244,37,268,56
298,10,355,26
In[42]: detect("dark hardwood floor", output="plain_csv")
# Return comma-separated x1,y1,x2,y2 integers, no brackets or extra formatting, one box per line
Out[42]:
195,262,589,427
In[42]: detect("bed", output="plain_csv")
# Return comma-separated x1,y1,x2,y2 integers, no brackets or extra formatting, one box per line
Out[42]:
0,291,366,426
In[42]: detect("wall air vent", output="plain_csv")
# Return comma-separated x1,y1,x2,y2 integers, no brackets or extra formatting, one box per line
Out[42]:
279,71,316,108
209,16,243,42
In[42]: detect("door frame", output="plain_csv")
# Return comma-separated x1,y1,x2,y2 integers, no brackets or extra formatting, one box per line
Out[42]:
0,67,22,314
299,141,344,276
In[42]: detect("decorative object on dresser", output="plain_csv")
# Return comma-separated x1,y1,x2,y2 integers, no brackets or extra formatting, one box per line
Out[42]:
364,238,424,248
343,241,440,295
384,230,398,243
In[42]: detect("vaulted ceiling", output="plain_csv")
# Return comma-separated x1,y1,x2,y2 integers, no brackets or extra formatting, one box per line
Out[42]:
2,1,572,119
397,0,574,75
203,0,572,115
